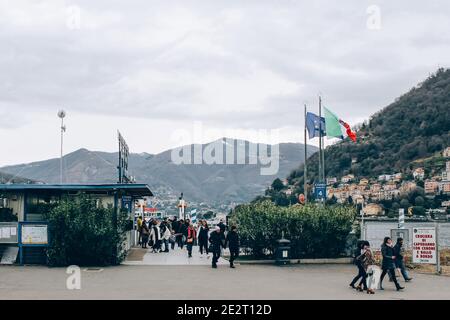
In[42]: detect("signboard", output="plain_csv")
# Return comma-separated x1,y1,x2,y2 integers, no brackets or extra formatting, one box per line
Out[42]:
412,227,436,264
121,196,132,212
21,224,48,245
117,130,131,183
314,183,326,200
0,223,18,244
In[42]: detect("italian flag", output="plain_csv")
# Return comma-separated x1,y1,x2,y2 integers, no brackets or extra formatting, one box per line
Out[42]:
324,107,357,142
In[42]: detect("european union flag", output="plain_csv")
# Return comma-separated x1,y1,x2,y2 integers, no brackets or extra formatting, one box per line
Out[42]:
306,112,326,139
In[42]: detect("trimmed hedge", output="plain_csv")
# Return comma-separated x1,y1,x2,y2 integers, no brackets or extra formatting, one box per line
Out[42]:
45,195,129,266
229,201,356,259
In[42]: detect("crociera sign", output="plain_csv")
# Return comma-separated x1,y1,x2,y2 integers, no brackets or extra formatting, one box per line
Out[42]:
412,227,436,264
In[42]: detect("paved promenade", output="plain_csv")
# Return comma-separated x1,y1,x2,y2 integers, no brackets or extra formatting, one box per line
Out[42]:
1,263,449,300
123,246,227,266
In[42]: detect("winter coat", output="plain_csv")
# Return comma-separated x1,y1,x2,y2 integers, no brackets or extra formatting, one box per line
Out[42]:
198,226,209,242
209,231,222,252
150,225,161,243
225,230,240,251
381,244,396,270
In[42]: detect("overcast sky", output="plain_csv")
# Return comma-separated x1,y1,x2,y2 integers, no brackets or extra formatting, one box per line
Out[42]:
1,0,449,166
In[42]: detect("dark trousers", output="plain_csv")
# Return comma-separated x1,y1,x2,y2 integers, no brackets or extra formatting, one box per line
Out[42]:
212,250,221,267
229,248,239,266
162,239,169,252
199,239,208,254
380,268,401,289
350,264,367,290
176,235,184,249
187,243,193,257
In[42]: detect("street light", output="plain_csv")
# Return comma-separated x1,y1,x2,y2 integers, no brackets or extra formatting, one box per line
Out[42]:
57,110,66,184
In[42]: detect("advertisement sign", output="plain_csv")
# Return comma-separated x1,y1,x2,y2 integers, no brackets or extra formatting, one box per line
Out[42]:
412,227,437,264
21,224,48,245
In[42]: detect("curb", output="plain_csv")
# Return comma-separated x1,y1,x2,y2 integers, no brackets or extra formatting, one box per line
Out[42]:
234,257,353,265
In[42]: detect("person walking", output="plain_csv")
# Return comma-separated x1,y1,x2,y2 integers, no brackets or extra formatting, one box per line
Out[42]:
150,220,162,253
349,240,366,289
160,220,171,253
198,220,210,256
380,237,404,291
355,241,375,294
137,216,143,245
179,219,188,249
225,225,240,268
209,226,223,268
186,223,196,258
394,238,412,282
141,220,150,249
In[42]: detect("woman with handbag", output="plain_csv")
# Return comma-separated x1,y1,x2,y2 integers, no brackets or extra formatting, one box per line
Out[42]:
186,223,196,258
355,241,375,294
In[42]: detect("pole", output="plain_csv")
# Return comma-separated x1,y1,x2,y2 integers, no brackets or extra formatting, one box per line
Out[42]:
304,104,308,204
436,222,441,274
318,96,322,184
319,96,325,184
60,116,64,184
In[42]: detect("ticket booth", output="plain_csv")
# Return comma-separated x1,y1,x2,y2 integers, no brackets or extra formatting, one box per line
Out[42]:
0,184,153,265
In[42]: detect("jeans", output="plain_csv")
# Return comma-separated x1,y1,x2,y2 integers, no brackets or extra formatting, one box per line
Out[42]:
350,263,367,290
396,259,410,280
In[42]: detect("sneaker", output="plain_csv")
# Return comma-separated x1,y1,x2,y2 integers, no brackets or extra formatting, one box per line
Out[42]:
212,264,217,268
397,286,404,291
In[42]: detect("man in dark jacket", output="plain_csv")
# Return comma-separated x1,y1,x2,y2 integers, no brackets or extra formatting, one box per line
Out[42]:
225,225,240,268
380,237,404,291
209,226,223,268
394,238,412,282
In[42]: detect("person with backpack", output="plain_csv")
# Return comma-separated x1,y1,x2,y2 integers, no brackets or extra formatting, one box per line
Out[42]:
225,225,240,268
186,223,197,258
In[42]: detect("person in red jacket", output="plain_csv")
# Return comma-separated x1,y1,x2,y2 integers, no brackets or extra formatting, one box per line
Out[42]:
186,223,197,258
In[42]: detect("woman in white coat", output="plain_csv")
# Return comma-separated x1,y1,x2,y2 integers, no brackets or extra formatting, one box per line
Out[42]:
149,220,162,253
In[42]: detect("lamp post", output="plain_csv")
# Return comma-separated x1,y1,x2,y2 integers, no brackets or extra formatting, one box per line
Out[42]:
57,110,66,184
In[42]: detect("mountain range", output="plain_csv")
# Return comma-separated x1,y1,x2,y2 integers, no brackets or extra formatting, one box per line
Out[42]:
0,139,317,206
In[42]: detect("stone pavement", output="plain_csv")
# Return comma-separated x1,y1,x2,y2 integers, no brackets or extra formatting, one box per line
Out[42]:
1,264,450,300
123,245,227,266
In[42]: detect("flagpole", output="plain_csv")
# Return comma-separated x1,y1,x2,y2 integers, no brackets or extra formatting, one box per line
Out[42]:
318,96,322,185
320,98,325,184
304,104,308,204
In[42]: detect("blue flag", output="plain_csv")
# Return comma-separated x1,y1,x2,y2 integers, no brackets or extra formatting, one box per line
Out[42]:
306,112,326,139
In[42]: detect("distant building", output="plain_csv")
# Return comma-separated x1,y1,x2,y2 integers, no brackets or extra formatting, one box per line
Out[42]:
440,181,450,194
442,171,450,182
383,182,397,191
378,174,392,182
326,177,337,185
341,174,354,183
359,178,369,186
393,173,402,181
371,183,382,192
424,180,439,194
400,181,417,194
413,167,425,180
362,203,385,216
443,147,450,158
446,161,450,172
281,179,289,186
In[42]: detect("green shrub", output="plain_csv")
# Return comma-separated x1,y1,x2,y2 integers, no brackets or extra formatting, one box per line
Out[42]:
45,195,129,266
230,201,355,259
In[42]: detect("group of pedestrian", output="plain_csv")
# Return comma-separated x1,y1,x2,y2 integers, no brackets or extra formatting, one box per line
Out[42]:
349,236,412,294
137,216,240,269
